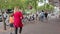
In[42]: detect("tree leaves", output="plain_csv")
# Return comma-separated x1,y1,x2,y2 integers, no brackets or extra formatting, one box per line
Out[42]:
37,3,54,11
0,0,39,9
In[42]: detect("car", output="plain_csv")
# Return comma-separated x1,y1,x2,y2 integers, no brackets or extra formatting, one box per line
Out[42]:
0,15,2,22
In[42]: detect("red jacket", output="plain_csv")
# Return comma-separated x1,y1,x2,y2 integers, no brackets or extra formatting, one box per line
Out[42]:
13,11,23,28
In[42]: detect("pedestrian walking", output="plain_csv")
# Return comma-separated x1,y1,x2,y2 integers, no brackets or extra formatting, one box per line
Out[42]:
3,11,8,30
39,10,45,22
13,6,24,34
31,14,35,20
36,11,39,20
9,14,14,34
44,12,48,19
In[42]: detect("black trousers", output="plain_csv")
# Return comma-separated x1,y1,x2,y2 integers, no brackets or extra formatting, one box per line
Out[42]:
15,27,22,34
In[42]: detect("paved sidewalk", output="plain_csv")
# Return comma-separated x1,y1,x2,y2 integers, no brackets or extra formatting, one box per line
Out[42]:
0,18,60,34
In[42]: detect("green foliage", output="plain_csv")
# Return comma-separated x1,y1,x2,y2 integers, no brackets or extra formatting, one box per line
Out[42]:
1,0,54,13
37,3,54,11
0,0,39,9
24,8,36,14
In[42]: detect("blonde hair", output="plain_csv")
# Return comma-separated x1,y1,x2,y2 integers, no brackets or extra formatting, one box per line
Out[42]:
14,6,20,13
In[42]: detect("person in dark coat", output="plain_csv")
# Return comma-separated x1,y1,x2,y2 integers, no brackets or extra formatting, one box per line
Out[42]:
44,12,48,19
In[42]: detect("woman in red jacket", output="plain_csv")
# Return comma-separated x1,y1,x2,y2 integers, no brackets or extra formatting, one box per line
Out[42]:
13,6,23,34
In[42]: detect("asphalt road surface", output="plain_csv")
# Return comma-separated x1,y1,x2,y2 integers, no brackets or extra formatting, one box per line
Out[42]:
0,17,60,34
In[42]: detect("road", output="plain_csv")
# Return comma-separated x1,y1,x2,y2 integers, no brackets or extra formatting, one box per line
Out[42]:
0,17,60,34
